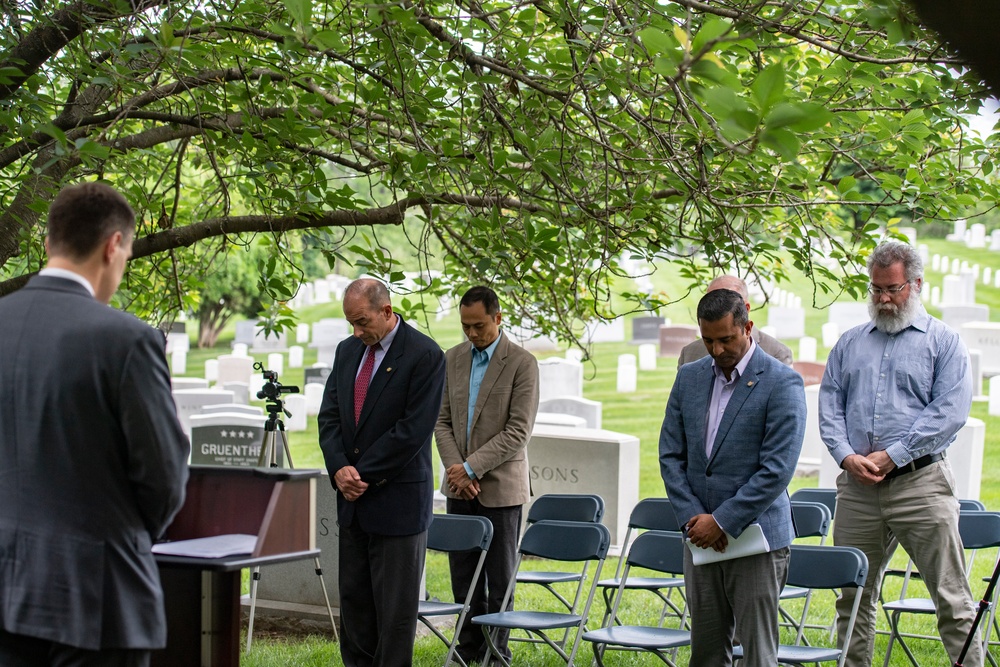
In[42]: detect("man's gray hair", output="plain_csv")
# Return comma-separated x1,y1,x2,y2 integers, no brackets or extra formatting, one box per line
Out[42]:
867,241,923,282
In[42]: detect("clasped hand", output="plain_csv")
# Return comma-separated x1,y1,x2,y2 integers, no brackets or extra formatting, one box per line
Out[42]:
686,513,728,552
334,465,369,501
446,463,480,499
843,451,896,485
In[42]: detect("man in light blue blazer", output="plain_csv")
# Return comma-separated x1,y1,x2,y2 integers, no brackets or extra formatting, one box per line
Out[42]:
659,288,806,667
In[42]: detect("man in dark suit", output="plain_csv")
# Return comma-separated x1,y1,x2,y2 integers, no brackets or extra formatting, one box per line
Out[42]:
319,278,446,667
660,289,806,667
435,286,539,664
677,275,793,368
0,182,190,667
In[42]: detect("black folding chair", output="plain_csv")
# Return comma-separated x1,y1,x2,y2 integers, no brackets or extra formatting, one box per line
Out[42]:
418,514,494,667
582,530,691,666
595,498,686,628
472,520,611,667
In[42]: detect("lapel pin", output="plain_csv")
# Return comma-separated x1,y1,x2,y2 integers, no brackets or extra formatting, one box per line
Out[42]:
386,367,392,372
747,381,754,387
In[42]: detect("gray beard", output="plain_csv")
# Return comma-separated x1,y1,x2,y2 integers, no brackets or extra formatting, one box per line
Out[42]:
869,287,922,335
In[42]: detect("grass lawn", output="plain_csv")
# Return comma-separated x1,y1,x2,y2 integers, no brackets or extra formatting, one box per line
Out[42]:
173,238,1000,666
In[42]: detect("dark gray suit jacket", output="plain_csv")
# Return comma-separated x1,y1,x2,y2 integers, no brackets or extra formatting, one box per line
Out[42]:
0,275,189,650
318,317,445,536
660,345,806,549
677,327,793,368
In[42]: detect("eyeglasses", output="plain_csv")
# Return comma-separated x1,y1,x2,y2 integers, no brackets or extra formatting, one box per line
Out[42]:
867,281,910,296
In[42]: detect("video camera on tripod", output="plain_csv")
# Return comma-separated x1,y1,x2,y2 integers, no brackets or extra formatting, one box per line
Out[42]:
255,363,299,403
252,362,299,468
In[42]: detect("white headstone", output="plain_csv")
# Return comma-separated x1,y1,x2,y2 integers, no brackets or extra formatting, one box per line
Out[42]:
217,354,255,387
305,383,325,416
991,230,1000,251
942,275,967,305
296,323,310,344
828,302,871,333
200,404,264,416
534,412,587,428
234,321,257,349
312,319,349,349
931,286,942,307
267,353,284,376
767,307,806,339
205,359,219,383
940,255,950,273
284,394,308,431
990,376,1000,416
222,381,250,405
969,349,984,398
232,343,249,358
821,322,840,348
166,331,190,354
932,254,941,272
314,279,331,303
898,226,917,246
798,336,818,363
527,425,639,550
960,322,1000,376
289,345,304,368
949,219,967,241
171,349,187,375
585,319,626,344
506,324,560,352
798,385,824,475
616,354,637,393
252,329,288,353
538,358,584,403
951,258,961,275
171,388,236,435
638,343,657,371
921,282,930,303
759,325,779,339
172,377,209,391
537,397,603,430
940,304,989,332
565,348,584,364
968,223,987,248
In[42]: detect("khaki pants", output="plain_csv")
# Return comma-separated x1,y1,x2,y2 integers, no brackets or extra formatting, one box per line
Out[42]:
833,459,981,667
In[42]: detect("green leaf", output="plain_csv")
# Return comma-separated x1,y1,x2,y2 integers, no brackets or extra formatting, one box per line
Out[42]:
764,102,833,132
761,127,801,159
751,64,785,113
283,0,311,29
691,16,733,53
838,175,857,193
637,27,679,56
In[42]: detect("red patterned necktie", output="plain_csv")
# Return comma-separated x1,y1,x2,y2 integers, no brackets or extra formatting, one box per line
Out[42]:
354,343,380,424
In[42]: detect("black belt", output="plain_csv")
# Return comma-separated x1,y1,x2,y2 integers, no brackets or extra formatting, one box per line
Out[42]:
884,452,944,480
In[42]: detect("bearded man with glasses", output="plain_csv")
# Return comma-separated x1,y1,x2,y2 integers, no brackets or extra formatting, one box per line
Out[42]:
818,240,980,667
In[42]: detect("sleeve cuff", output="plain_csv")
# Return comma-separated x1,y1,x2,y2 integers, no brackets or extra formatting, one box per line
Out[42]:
463,461,477,479
884,441,912,468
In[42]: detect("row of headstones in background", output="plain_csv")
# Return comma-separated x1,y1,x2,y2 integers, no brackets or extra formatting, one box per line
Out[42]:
615,345,659,392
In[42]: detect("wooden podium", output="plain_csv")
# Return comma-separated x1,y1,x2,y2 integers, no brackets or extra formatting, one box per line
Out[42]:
153,466,321,667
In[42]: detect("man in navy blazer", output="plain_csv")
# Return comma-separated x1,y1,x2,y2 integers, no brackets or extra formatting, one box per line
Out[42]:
0,182,189,666
318,278,445,667
659,288,806,667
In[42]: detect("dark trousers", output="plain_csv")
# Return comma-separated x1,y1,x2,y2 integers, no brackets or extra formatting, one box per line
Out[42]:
0,630,150,667
338,521,428,667
446,498,522,663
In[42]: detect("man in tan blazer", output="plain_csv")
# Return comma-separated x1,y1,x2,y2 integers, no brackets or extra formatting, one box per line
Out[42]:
435,286,539,665
677,275,793,368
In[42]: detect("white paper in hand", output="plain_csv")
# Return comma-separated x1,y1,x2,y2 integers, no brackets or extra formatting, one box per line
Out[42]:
686,523,770,565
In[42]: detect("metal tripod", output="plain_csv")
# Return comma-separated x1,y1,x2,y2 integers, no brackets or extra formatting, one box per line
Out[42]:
245,399,339,650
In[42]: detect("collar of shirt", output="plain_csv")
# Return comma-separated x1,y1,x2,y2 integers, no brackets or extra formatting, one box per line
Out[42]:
863,306,930,336
379,315,401,352
471,331,502,363
711,337,757,383
38,267,96,297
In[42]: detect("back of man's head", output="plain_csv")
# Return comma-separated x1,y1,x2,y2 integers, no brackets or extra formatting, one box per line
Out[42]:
707,275,750,302
46,182,135,261
460,285,500,315
697,288,749,327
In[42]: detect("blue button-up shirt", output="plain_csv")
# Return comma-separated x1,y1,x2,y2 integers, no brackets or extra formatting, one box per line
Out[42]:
467,334,501,441
818,307,972,468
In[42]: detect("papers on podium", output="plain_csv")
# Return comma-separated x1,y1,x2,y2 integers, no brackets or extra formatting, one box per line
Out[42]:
152,534,257,558
686,523,770,566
